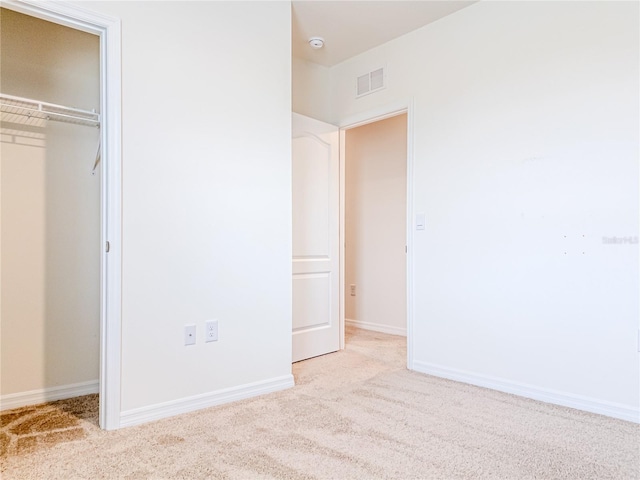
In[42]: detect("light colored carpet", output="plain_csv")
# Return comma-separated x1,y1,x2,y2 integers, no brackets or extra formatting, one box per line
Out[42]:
1,327,638,479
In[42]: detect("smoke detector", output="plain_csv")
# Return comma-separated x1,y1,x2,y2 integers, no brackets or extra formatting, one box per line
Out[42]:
308,37,324,49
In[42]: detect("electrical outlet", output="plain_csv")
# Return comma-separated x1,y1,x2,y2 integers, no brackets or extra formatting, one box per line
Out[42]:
184,325,196,346
205,320,218,343
350,284,356,296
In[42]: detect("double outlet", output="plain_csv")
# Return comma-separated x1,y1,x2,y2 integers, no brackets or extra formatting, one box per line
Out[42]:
184,320,218,346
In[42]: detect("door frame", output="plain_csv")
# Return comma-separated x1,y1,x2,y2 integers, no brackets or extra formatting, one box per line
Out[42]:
2,0,123,430
338,99,415,368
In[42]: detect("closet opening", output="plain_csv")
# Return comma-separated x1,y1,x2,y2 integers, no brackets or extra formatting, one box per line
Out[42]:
1,6,101,419
0,3,122,430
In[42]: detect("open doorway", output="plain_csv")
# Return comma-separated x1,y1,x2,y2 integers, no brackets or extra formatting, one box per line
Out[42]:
343,113,408,342
291,111,410,361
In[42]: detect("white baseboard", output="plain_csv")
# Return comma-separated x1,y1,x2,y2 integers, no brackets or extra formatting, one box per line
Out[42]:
0,380,99,411
346,318,406,337
120,374,294,428
412,361,639,424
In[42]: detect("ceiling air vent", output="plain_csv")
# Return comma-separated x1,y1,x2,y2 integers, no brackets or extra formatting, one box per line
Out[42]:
356,67,386,98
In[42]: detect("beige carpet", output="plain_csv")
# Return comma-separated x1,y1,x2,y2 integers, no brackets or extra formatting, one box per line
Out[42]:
1,327,638,479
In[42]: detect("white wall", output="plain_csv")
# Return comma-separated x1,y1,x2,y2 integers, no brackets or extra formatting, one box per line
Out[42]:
74,1,293,420
330,1,639,421
292,57,332,123
345,114,407,336
1,9,101,398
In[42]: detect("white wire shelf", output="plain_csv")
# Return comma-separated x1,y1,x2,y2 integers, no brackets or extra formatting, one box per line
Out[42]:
0,93,100,128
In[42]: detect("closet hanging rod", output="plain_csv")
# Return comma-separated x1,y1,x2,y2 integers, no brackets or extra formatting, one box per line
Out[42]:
0,92,100,128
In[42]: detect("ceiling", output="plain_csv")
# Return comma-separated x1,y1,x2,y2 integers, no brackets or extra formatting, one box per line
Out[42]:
292,1,477,67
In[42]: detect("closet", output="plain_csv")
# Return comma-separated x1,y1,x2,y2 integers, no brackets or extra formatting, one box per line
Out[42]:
0,9,101,407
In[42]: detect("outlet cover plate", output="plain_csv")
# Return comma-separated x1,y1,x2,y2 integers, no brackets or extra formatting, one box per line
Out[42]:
206,320,218,343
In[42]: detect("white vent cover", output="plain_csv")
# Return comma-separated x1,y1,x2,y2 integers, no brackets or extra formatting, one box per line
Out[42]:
356,67,386,98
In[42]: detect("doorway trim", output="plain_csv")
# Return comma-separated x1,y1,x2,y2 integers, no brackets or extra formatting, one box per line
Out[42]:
338,99,415,369
2,0,123,430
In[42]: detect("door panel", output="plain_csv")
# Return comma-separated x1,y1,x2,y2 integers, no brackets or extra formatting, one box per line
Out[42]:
292,273,330,331
292,137,330,258
292,113,340,362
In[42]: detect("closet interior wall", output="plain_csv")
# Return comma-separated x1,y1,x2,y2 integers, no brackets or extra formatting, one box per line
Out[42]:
0,9,100,402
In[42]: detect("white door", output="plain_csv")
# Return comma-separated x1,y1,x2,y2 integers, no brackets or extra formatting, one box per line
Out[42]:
292,113,340,362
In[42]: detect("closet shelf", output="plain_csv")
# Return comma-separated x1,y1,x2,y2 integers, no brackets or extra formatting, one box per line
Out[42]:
0,93,100,128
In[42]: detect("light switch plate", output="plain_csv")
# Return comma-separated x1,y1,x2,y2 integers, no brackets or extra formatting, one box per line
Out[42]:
184,325,196,346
